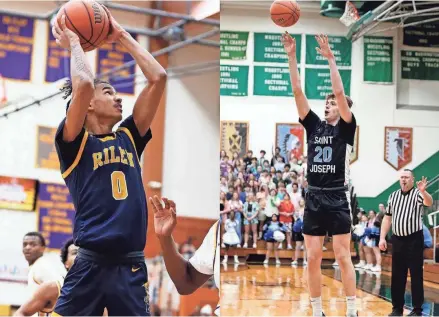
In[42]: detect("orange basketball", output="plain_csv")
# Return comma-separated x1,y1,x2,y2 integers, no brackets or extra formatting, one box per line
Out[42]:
270,0,301,27
56,0,110,52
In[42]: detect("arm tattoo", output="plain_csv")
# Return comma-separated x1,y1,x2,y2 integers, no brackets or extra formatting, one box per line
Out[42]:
70,42,94,81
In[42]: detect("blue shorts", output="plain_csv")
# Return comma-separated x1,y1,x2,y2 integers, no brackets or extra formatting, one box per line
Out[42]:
54,248,150,316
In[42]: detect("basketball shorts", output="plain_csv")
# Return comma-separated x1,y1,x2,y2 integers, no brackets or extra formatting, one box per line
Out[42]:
303,186,352,236
54,248,150,316
292,231,304,242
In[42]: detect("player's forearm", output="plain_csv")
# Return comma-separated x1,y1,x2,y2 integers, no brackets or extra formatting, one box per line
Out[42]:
118,31,166,82
287,53,302,94
157,235,201,294
379,215,392,240
421,190,433,207
327,57,344,96
70,40,94,84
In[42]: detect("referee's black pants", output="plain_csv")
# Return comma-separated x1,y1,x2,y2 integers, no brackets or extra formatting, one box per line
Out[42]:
391,230,424,311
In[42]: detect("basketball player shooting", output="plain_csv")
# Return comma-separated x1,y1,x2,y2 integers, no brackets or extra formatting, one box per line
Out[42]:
51,7,166,316
282,33,357,317
149,196,220,315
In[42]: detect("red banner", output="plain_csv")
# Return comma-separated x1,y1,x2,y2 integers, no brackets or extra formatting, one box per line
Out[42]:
0,176,37,211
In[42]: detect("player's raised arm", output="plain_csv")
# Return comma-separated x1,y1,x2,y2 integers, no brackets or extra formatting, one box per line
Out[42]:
316,34,352,123
14,281,59,316
103,7,167,137
282,31,310,120
149,196,212,295
53,16,95,142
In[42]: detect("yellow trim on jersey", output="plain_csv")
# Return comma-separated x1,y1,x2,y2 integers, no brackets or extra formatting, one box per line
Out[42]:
98,135,116,142
117,127,140,162
55,280,61,297
52,311,62,316
32,273,41,285
62,131,89,179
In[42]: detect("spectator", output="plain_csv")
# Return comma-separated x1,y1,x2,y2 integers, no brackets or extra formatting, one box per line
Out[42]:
271,147,281,166
222,211,241,264
292,204,307,266
227,192,243,246
262,214,287,265
278,193,294,250
265,189,280,220
243,192,259,248
258,150,267,167
423,224,433,248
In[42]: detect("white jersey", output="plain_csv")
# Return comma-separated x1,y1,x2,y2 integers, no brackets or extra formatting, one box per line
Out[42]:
189,221,220,315
27,255,67,315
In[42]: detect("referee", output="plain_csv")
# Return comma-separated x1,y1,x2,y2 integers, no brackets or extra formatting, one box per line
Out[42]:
379,169,433,317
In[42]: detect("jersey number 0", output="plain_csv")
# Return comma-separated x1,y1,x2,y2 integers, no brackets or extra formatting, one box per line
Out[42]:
111,171,128,200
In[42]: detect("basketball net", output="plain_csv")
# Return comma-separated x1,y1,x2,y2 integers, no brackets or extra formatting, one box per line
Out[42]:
0,74,8,109
340,1,360,27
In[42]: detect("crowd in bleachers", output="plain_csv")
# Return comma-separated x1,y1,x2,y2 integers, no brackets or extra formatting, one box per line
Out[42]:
219,149,435,270
220,148,310,265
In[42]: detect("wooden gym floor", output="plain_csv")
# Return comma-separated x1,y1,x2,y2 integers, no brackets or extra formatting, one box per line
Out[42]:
220,263,439,316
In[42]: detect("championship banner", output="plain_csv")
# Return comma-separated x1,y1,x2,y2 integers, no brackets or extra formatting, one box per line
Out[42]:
403,24,439,48
384,127,413,171
220,121,249,158
363,36,393,84
96,33,137,95
220,65,249,96
0,13,35,81
401,50,439,81
275,123,304,162
0,176,37,211
253,32,301,64
305,68,351,100
37,183,74,251
253,66,292,97
45,23,70,82
35,125,60,170
306,35,351,67
220,31,249,60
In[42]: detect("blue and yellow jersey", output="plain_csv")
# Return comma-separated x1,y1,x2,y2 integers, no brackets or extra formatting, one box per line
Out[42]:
55,115,151,254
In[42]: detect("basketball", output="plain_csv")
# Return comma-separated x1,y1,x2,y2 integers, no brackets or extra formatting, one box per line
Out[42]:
56,0,110,52
270,0,300,27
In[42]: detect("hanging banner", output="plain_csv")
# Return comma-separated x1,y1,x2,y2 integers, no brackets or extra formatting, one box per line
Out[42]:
35,125,60,171
305,68,351,100
401,50,439,81
0,14,35,81
384,127,413,171
220,64,248,96
363,36,393,83
253,66,292,97
220,121,249,158
96,33,137,95
306,35,351,67
253,32,301,64
275,123,304,162
45,23,70,83
403,24,439,48
0,176,37,211
37,183,75,251
220,31,249,60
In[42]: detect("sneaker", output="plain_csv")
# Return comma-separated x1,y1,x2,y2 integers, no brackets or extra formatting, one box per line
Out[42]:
287,244,293,250
278,244,283,249
221,243,225,248
263,259,269,264
237,244,241,248
300,245,304,250
253,243,257,248
303,260,308,266
275,259,281,265
234,257,240,264
346,311,358,317
388,309,403,316
322,246,327,251
332,261,339,266
407,310,423,316
291,260,298,266
354,261,365,268
243,243,248,248
363,264,372,270
371,265,382,272
222,257,228,264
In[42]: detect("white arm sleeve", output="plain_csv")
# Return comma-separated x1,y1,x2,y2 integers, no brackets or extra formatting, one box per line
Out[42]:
189,222,218,276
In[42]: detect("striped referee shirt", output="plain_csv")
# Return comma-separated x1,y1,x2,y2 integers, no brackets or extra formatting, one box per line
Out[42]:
385,187,425,236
